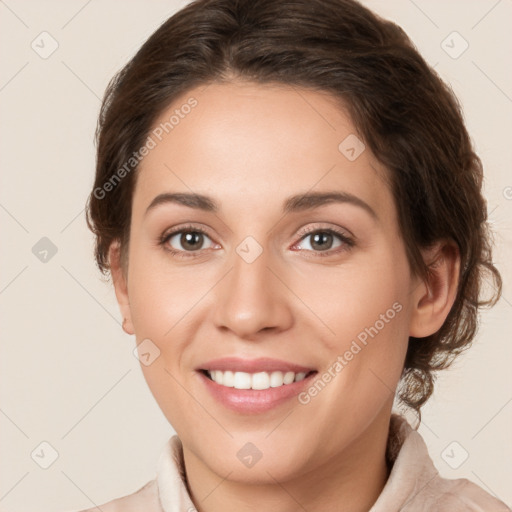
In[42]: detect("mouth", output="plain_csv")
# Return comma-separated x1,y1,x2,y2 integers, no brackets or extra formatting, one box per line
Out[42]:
200,368,316,390
195,357,318,413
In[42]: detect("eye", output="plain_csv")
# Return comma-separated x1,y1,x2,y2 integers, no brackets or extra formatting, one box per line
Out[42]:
293,227,354,256
160,225,218,256
159,224,354,258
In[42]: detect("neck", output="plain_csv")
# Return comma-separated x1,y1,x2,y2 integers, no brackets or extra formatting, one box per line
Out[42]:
182,408,393,512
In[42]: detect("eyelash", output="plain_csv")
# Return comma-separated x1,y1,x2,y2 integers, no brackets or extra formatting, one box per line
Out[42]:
158,223,355,259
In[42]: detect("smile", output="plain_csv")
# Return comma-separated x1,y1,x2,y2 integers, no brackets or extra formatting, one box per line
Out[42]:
196,357,318,413
203,369,312,390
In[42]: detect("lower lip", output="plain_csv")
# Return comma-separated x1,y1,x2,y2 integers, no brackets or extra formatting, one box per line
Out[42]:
197,371,317,414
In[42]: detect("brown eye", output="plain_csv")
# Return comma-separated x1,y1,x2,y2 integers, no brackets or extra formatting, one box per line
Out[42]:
179,232,205,251
309,232,335,251
297,229,349,253
164,229,215,252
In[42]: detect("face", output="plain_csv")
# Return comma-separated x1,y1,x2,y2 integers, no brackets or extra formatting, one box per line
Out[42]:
114,81,425,483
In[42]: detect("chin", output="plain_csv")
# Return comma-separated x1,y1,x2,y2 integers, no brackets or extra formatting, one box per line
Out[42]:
197,437,313,484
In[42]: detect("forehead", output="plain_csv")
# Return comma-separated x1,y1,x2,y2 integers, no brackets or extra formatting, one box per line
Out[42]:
132,80,393,221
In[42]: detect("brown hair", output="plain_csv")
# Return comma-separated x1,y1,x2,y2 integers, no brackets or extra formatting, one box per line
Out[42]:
86,0,502,418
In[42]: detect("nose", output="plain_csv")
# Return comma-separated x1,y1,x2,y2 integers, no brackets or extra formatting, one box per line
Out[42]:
212,245,294,340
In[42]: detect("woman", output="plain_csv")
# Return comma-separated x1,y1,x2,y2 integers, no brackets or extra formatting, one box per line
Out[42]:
81,0,510,510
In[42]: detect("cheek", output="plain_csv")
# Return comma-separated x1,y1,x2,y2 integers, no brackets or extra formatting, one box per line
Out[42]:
296,248,411,403
292,250,410,350
126,245,203,335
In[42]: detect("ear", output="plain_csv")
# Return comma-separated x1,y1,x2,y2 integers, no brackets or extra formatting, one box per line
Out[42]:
109,241,135,335
409,241,460,338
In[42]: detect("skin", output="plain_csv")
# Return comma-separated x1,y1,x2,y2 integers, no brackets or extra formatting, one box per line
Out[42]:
110,80,459,512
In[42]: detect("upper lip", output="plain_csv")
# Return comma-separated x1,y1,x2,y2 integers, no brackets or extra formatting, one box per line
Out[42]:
197,357,316,374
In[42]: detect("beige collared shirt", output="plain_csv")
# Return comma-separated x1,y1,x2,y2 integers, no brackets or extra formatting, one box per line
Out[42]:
76,414,510,511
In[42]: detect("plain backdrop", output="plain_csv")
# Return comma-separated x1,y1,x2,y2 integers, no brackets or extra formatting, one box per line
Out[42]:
0,0,511,510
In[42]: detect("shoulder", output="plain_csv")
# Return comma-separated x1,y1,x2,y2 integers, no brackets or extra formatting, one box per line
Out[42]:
411,474,511,511
375,414,511,511
74,478,163,512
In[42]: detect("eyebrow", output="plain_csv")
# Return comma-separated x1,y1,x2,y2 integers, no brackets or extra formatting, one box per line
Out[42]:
145,191,377,219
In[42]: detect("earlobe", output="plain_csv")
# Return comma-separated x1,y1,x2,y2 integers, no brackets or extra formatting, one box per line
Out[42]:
409,242,460,338
109,241,135,335
122,318,132,335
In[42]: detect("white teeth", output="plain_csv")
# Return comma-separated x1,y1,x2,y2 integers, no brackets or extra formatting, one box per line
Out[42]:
252,372,270,390
206,370,309,390
222,370,234,387
283,371,295,384
270,371,284,388
211,370,223,385
294,372,306,382
233,371,252,389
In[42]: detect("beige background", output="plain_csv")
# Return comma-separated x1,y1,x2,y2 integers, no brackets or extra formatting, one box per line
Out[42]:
0,0,511,510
